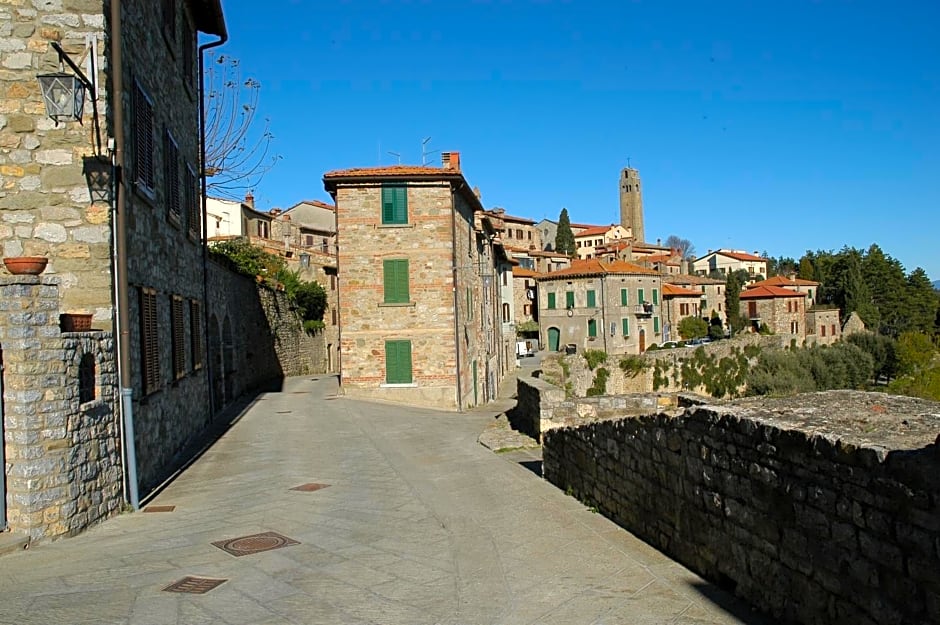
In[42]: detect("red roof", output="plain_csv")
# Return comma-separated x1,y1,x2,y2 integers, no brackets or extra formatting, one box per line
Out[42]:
324,165,459,179
750,275,819,288
662,284,703,297
666,274,725,286
512,267,539,278
575,225,617,237
501,213,535,225
570,222,603,230
716,250,766,262
538,258,658,280
739,285,806,299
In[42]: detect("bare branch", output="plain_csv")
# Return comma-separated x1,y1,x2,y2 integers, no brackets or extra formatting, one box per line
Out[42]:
203,52,281,200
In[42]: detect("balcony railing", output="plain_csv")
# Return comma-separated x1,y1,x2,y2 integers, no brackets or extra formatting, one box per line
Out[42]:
634,303,655,316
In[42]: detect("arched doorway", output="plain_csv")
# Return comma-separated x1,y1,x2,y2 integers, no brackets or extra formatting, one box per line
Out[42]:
639,328,646,352
547,327,561,352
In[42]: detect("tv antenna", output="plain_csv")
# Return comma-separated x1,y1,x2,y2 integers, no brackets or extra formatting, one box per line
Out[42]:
387,151,401,165
421,136,439,165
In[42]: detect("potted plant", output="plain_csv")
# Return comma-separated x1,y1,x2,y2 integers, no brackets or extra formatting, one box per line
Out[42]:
2,256,48,275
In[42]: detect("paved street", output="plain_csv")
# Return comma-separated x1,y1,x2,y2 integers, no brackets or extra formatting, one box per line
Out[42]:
0,375,774,625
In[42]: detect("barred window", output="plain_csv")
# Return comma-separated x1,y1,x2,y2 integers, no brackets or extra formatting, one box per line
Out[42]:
171,295,185,380
140,287,160,394
164,130,181,224
190,299,203,370
133,83,155,194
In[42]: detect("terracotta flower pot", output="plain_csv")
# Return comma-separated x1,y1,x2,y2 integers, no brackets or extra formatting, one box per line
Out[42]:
3,256,48,275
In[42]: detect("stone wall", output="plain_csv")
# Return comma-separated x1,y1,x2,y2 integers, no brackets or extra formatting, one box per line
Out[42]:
543,393,940,625
1,276,122,541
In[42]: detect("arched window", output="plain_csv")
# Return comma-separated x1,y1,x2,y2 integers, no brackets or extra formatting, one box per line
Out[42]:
79,353,96,403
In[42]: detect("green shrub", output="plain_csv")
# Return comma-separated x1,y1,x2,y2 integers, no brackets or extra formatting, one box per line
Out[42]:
646,343,659,351
619,355,648,377
586,367,609,396
678,316,708,340
303,320,325,334
583,349,607,370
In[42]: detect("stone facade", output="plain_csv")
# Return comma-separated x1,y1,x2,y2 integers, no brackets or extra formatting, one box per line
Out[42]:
740,286,806,338
661,283,704,342
537,259,662,354
806,307,842,346
543,393,940,625
693,249,768,281
495,209,541,251
512,267,538,326
618,166,644,242
665,274,727,321
0,276,121,541
324,158,510,410
574,224,632,260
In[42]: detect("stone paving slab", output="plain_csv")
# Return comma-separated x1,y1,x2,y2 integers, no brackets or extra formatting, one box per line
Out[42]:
0,374,777,625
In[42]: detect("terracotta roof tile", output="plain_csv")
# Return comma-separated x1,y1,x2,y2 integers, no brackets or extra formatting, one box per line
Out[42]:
538,258,658,280
662,283,703,297
739,285,806,299
512,267,539,278
717,250,766,262
575,225,617,237
666,274,725,286
501,213,536,225
323,165,459,178
750,275,819,287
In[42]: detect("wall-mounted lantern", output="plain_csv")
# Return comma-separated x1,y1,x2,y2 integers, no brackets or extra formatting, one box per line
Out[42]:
36,40,102,155
37,72,86,124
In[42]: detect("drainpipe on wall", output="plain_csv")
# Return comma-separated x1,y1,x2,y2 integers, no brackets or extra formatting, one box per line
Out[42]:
600,273,608,354
330,192,342,383
451,185,463,412
109,0,138,511
199,31,229,419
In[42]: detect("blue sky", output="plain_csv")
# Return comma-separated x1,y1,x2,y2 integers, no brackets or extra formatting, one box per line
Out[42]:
212,1,939,279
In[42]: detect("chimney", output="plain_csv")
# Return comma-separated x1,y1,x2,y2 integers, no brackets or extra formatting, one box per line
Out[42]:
441,151,461,171
245,190,255,209
472,186,481,200
656,238,661,246
269,208,281,216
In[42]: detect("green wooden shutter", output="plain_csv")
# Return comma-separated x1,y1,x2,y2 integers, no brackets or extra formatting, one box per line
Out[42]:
588,319,597,337
620,288,628,306
586,290,596,307
652,288,659,305
654,317,660,333
381,185,407,224
383,259,409,303
622,318,629,336
547,293,556,309
638,288,645,304
385,340,413,383
565,291,575,308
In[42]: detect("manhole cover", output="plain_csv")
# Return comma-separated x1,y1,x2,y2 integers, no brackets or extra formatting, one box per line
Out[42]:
212,531,299,557
290,483,330,492
163,576,227,594
144,505,176,513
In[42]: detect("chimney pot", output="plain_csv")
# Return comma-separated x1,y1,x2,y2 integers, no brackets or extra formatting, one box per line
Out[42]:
441,151,461,171
245,190,255,208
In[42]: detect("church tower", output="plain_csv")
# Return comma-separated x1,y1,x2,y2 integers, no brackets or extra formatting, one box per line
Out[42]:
619,167,644,242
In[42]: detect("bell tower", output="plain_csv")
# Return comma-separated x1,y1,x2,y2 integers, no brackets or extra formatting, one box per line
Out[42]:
619,167,644,242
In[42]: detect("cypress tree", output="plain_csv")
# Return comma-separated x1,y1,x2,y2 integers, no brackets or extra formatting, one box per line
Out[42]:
555,208,575,256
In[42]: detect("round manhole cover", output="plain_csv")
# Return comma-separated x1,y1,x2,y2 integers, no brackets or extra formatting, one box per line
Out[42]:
212,531,300,557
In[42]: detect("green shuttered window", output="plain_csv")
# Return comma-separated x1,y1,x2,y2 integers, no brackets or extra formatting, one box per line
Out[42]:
385,340,413,384
654,317,660,333
381,184,408,224
586,290,596,308
383,259,409,303
547,292,556,309
622,318,630,336
652,288,659,305
565,291,575,308
620,288,628,306
638,288,645,304
588,318,597,337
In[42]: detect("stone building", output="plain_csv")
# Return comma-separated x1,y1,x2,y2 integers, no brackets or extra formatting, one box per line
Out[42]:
748,274,819,306
323,153,511,410
806,307,842,345
574,224,632,260
661,283,705,342
665,274,727,322
512,266,539,326
619,166,644,242
495,209,541,252
0,0,230,539
692,249,768,281
537,259,662,354
739,285,806,338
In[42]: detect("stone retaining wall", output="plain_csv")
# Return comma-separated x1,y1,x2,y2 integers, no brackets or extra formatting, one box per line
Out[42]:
1,276,122,541
543,396,940,625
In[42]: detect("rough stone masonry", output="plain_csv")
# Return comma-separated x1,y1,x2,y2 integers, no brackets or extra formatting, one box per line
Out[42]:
543,390,940,625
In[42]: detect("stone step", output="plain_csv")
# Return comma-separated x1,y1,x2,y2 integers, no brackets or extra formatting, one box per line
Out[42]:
0,531,29,558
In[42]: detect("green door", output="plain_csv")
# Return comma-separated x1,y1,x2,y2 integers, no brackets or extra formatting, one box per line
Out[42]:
548,327,561,352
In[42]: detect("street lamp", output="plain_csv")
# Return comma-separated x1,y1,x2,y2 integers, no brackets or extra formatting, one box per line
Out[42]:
36,41,102,154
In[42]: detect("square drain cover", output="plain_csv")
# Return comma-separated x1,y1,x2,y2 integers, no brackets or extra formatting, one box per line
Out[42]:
290,483,330,492
163,576,227,594
144,505,176,513
212,531,299,557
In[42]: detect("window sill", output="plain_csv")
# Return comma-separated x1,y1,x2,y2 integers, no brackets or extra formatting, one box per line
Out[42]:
381,383,417,388
377,223,414,229
168,210,182,230
134,182,156,207
379,302,415,308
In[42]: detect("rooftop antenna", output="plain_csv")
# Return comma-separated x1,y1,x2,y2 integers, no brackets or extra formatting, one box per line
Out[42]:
387,150,401,165
421,136,439,165
627,157,631,168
